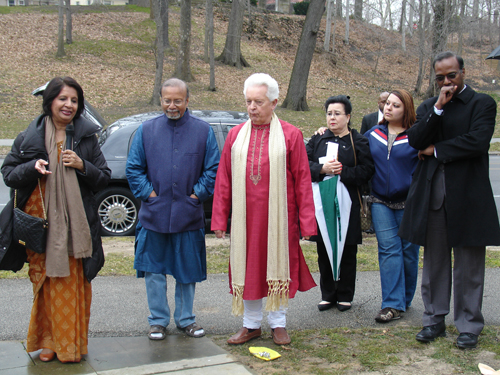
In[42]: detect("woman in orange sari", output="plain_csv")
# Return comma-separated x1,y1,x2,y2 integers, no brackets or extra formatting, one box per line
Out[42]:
0,77,110,363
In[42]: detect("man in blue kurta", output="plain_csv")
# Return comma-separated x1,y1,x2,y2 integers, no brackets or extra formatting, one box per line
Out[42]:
126,78,220,340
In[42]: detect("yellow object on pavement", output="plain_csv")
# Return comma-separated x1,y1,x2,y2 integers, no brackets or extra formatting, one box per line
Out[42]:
249,346,281,361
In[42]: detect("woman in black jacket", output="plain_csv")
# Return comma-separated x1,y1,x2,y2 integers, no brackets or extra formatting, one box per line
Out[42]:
306,95,374,312
0,77,110,363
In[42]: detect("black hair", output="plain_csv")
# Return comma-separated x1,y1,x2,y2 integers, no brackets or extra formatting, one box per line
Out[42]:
433,51,464,70
42,77,85,120
324,95,352,125
324,95,352,115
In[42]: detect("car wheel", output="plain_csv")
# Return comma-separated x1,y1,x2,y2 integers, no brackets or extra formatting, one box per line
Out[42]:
95,186,140,236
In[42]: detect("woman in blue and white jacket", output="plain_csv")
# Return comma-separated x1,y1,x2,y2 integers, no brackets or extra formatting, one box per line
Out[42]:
365,89,419,323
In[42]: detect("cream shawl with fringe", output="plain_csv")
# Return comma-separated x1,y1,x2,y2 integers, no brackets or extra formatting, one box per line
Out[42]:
230,112,289,316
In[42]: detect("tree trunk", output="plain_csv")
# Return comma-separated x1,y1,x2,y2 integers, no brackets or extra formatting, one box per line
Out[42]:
487,0,493,50
161,0,170,49
204,0,210,61
401,0,406,50
386,0,393,30
150,0,165,105
216,0,250,68
457,0,466,55
56,0,65,57
324,0,334,51
65,0,72,44
332,3,338,54
175,0,193,81
354,0,362,20
408,0,414,35
207,0,216,91
336,0,342,18
414,0,425,94
379,0,385,28
470,0,479,43
425,0,450,99
344,0,349,44
399,0,406,33
281,0,326,111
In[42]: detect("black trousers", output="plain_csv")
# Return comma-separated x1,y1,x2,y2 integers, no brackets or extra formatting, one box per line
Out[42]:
422,206,485,334
317,233,358,303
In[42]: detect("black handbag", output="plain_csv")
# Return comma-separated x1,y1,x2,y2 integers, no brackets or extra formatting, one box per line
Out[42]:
13,179,48,254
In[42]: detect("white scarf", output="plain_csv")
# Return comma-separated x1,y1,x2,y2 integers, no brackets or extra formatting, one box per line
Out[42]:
230,112,289,316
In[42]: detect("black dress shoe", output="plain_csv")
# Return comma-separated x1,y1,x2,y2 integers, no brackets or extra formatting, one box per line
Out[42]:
456,333,478,349
337,302,352,312
416,321,446,342
317,301,334,311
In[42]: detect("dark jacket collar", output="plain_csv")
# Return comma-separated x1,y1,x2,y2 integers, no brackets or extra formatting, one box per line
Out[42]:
20,114,100,154
453,85,474,105
321,127,357,140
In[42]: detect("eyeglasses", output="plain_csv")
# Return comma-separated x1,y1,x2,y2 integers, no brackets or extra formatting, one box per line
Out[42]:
162,99,184,106
435,71,461,82
327,112,346,118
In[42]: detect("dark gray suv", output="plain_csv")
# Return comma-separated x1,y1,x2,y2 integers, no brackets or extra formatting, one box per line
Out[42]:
33,83,247,236
96,110,247,236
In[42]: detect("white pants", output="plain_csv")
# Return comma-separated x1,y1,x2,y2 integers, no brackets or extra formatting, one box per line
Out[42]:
243,299,287,329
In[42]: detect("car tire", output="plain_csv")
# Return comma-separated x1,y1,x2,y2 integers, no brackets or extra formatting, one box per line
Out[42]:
95,186,140,237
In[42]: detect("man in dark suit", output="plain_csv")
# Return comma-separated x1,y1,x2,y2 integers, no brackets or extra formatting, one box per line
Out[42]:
399,52,500,349
360,91,389,134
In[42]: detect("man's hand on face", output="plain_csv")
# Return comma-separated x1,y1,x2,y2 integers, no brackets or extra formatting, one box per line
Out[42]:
435,85,457,110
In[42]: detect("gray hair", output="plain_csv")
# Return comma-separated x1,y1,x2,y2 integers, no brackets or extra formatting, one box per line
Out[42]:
243,73,279,102
161,78,189,99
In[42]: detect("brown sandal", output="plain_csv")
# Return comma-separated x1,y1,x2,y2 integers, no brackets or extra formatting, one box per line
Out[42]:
180,322,205,337
148,325,166,340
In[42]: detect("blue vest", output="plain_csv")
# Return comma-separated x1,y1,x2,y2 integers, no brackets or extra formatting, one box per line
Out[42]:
140,111,210,233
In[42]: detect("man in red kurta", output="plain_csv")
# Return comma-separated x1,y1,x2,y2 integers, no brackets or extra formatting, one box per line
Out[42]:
211,73,317,345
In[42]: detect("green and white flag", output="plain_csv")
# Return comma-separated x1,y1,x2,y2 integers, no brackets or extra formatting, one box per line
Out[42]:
312,175,351,280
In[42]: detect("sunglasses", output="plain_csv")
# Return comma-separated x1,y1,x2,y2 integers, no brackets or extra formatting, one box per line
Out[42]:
435,71,460,82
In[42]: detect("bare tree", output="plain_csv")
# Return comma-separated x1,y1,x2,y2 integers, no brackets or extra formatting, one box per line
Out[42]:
204,0,210,61
408,0,415,35
345,0,350,44
470,0,480,43
399,0,407,32
281,0,326,111
161,0,170,49
150,0,165,105
217,0,250,68
414,0,426,94
386,0,394,30
175,0,193,81
207,0,216,91
457,0,467,55
332,2,339,54
324,0,334,51
336,0,342,18
354,0,363,19
65,0,72,44
424,0,452,98
56,0,65,57
400,0,407,50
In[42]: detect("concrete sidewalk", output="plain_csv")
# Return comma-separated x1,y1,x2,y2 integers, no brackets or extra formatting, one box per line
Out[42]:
0,336,253,375
2,269,500,374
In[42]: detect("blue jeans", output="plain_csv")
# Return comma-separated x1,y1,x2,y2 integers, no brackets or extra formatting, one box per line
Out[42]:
372,203,420,311
145,272,196,328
